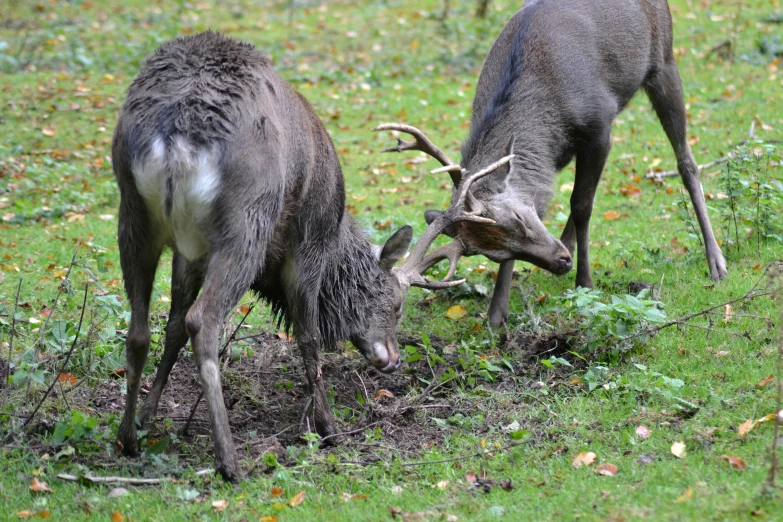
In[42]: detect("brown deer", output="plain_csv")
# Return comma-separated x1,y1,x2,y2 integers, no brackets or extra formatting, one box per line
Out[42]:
112,31,503,481
376,0,727,329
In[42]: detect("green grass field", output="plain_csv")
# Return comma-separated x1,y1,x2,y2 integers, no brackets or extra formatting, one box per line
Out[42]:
1,0,783,520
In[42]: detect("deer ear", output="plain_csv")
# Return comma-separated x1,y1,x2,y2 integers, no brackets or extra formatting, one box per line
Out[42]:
482,137,516,193
379,225,413,271
424,209,457,238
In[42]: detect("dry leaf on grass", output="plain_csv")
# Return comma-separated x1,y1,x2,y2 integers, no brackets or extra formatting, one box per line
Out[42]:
597,463,618,476
572,452,597,468
636,425,651,439
260,517,278,522
29,478,52,494
723,304,733,322
756,375,775,388
675,487,693,503
738,419,754,438
603,210,621,220
211,500,227,512
671,441,686,459
435,480,450,489
16,511,51,519
288,491,306,507
110,511,124,522
720,455,746,470
445,305,467,320
341,492,368,502
271,487,284,497
465,471,478,484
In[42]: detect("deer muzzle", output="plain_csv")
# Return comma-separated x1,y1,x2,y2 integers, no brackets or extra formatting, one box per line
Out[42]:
371,339,401,373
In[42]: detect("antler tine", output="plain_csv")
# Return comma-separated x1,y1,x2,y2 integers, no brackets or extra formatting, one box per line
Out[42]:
455,154,515,209
397,155,515,288
373,123,461,185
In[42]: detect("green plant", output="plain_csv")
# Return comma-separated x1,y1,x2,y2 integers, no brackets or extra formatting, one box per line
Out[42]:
552,288,667,352
718,141,782,253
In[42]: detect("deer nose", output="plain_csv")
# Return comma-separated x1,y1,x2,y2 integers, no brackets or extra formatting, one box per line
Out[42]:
555,255,572,275
373,340,401,374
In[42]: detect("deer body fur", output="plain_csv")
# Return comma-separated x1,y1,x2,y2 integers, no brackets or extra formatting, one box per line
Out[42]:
112,32,416,481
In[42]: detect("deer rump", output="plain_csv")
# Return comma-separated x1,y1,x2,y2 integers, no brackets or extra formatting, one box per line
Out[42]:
379,0,726,330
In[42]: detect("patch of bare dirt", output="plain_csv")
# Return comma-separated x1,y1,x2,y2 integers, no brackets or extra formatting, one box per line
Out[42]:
9,327,576,474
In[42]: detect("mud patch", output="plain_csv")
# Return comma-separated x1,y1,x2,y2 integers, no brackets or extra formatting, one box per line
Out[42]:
7,328,574,475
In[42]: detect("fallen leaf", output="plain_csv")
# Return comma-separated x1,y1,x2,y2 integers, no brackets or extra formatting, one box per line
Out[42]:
107,487,129,498
29,478,52,493
597,463,618,476
638,454,655,465
756,375,775,388
738,420,753,438
374,389,394,400
238,305,251,315
341,492,367,502
671,441,686,458
271,487,284,497
603,210,621,220
465,471,477,484
260,517,278,522
445,305,467,320
572,451,597,468
16,511,50,519
58,373,78,385
723,304,733,322
391,485,403,494
436,480,450,489
721,455,746,470
636,425,651,439
675,487,693,503
110,511,124,522
276,332,294,342
288,491,305,507
211,500,227,512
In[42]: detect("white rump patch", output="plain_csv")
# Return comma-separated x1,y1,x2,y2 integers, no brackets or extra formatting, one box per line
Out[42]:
132,135,220,261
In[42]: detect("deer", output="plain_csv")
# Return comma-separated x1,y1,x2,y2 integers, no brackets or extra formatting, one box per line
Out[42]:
112,31,506,482
376,0,727,330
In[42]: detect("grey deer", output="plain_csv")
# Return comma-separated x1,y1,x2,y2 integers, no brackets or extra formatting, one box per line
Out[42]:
112,32,500,481
377,0,727,329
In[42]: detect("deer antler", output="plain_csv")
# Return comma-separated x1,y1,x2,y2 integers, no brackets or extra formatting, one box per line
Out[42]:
373,123,463,185
394,154,515,290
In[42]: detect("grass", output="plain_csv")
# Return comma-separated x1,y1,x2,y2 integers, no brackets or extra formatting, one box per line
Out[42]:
1,0,782,520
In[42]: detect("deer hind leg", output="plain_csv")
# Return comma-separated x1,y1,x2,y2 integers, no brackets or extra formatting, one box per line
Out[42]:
571,128,612,289
488,260,515,331
645,60,727,281
116,205,162,457
184,245,265,482
139,253,205,429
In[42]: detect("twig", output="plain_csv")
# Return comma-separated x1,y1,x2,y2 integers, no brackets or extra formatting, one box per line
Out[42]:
247,425,294,446
56,470,212,485
26,242,81,408
647,122,781,180
767,266,783,489
409,367,448,406
399,441,522,468
1,279,22,412
22,284,88,429
319,420,384,444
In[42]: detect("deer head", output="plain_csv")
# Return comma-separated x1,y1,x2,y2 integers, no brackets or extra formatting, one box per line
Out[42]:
374,123,572,276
